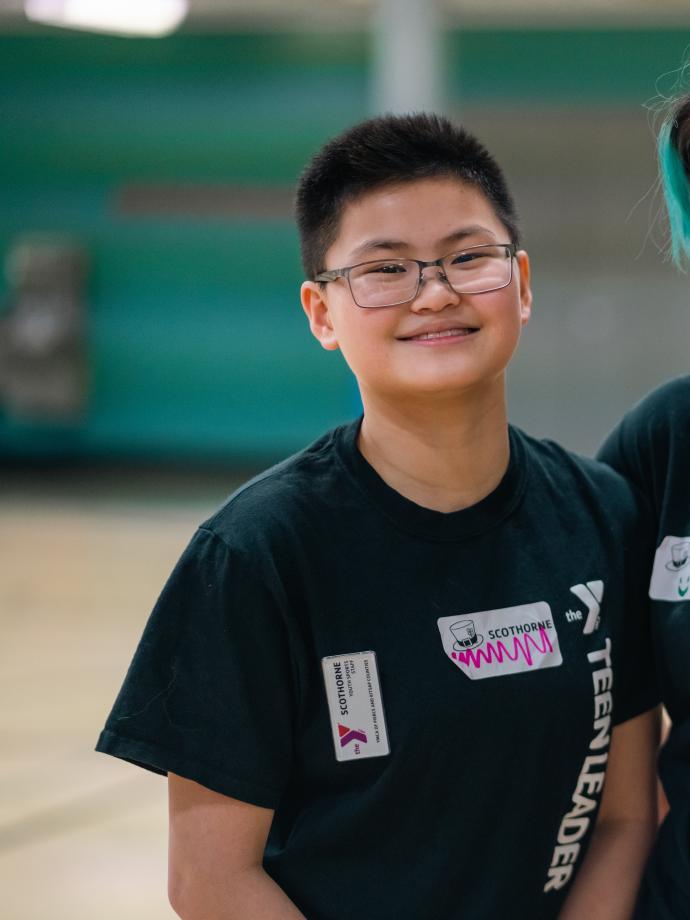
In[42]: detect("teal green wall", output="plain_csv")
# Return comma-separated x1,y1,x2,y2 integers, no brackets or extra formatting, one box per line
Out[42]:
1,29,689,461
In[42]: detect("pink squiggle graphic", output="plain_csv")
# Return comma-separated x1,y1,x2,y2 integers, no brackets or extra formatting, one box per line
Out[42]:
451,627,554,669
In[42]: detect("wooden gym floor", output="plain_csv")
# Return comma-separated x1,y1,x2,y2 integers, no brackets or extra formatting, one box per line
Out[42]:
1,470,245,919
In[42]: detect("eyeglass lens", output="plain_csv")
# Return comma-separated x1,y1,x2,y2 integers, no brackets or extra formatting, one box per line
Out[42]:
349,245,512,307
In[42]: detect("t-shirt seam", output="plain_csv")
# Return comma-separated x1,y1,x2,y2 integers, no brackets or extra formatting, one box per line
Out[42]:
331,441,531,544
209,429,340,518
98,728,283,802
612,691,660,726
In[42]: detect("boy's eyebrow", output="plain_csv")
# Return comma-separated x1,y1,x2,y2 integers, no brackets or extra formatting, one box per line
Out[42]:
347,225,498,261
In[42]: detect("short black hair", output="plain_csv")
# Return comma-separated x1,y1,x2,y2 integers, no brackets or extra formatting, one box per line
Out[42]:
295,112,521,280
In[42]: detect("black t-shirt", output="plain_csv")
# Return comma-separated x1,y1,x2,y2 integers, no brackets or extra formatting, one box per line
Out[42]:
98,421,657,920
599,376,690,919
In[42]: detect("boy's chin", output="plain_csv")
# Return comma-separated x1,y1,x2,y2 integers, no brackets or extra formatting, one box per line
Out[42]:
363,372,508,405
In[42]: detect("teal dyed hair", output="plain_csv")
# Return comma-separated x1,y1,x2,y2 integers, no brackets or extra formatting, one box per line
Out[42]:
657,110,690,269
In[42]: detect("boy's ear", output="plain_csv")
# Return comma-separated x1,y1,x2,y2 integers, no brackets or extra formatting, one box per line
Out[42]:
301,282,340,351
516,250,532,326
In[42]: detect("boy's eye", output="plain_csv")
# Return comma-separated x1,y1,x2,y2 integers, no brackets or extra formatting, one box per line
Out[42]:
365,262,409,275
450,251,486,265
449,247,501,267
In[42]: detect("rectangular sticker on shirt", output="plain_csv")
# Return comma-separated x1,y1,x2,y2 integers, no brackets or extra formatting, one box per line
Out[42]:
321,651,390,762
437,602,562,680
649,535,690,602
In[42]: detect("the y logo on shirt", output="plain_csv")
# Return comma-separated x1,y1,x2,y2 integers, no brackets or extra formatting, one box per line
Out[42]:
568,581,604,634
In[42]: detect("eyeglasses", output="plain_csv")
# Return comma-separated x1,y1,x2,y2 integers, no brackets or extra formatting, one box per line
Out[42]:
314,242,517,309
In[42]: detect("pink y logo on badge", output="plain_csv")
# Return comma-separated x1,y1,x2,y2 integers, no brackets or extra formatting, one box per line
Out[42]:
338,724,367,747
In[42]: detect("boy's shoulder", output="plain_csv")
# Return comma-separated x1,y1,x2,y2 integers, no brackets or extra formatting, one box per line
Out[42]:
598,375,690,476
200,420,355,548
621,375,690,430
514,425,643,513
634,374,690,408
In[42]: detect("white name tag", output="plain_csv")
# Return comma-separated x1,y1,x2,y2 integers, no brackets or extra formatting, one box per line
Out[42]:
321,651,390,762
437,602,562,680
649,535,690,602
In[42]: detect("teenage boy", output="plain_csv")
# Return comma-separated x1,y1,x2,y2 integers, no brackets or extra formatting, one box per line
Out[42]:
97,114,659,919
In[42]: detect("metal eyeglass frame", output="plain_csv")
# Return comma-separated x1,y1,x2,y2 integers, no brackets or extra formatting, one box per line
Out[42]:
313,242,517,308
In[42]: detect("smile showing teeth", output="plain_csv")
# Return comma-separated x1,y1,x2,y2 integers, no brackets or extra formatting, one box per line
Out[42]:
408,327,476,340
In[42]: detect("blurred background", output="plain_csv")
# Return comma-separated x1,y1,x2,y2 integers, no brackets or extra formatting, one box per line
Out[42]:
1,1,690,917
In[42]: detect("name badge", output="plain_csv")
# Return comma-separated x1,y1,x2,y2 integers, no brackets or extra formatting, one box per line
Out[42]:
649,535,690,602
321,651,390,762
437,602,562,680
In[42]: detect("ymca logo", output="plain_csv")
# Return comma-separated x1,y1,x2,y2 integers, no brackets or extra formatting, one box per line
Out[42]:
338,724,367,747
568,581,604,634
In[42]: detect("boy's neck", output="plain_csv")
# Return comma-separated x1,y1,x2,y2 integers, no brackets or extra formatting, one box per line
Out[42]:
357,380,510,514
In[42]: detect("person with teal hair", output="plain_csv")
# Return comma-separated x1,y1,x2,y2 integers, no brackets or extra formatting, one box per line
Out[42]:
598,92,690,918
658,94,690,268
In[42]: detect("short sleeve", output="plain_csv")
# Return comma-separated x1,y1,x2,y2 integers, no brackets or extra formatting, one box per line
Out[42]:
96,526,299,809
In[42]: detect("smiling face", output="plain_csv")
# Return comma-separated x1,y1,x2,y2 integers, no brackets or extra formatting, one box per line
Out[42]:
301,176,532,407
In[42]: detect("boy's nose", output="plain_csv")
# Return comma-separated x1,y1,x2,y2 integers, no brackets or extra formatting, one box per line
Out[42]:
410,266,461,311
